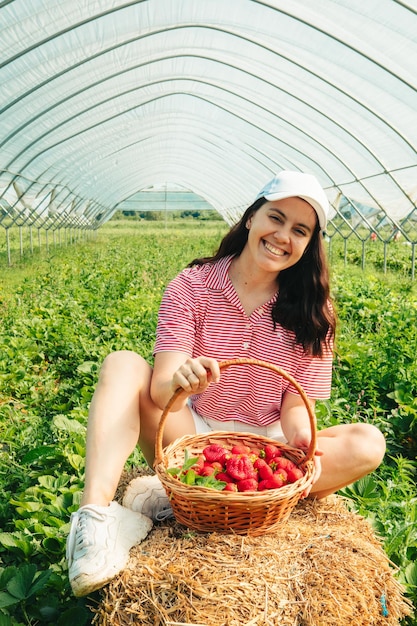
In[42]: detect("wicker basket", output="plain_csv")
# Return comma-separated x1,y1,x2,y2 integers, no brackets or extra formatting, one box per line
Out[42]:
154,358,317,536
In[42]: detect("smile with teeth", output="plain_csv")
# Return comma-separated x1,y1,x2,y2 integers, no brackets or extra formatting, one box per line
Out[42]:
264,240,287,256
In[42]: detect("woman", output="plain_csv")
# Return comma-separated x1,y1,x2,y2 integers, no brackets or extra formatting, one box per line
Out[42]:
66,171,386,597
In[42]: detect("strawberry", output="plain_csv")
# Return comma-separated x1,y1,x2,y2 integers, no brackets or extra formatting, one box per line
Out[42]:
275,457,296,472
258,479,273,491
216,471,235,484
203,444,229,463
263,473,287,489
264,444,282,462
199,464,216,476
273,468,288,484
237,478,258,492
286,467,305,483
226,454,257,481
223,483,238,492
253,458,274,480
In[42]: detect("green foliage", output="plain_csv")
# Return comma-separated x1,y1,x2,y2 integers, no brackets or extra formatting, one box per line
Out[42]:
0,222,416,624
327,269,417,460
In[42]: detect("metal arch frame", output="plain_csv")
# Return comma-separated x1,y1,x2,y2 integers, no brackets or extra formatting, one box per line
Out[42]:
2,22,414,152
1,54,397,177
2,20,415,214
4,90,344,209
6,83,409,230
2,0,415,92
3,97,407,236
0,171,109,229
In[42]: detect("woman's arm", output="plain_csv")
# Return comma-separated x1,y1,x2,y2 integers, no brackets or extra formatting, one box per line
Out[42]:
280,391,322,493
279,391,315,449
151,351,221,411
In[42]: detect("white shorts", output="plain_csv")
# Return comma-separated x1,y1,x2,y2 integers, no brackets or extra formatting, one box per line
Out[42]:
189,405,286,443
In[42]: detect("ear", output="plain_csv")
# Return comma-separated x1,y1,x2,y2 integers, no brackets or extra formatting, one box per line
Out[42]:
246,216,252,229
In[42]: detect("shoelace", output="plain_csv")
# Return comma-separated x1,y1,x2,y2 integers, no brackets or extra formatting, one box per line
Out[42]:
66,511,79,567
154,506,174,522
66,506,106,566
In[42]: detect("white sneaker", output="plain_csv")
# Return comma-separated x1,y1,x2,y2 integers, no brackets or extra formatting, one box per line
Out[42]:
66,501,152,597
123,474,174,522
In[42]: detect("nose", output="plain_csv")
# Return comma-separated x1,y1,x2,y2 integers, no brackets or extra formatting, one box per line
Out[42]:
273,225,290,244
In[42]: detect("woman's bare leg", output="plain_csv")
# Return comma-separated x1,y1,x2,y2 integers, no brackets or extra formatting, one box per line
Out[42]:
310,423,386,498
81,350,195,507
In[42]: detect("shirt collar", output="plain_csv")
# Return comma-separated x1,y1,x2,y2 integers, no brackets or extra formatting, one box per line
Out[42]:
205,255,234,291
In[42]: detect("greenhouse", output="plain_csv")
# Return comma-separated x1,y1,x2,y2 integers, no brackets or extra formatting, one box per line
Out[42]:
1,3,417,625
1,0,417,273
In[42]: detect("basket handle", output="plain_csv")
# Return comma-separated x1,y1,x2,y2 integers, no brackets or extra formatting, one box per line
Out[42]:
154,357,317,467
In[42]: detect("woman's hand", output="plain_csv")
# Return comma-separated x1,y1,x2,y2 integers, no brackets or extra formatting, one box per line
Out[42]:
172,356,221,395
286,427,323,497
280,391,321,497
152,352,220,412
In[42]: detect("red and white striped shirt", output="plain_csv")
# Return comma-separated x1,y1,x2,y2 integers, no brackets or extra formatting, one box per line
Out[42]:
154,255,333,427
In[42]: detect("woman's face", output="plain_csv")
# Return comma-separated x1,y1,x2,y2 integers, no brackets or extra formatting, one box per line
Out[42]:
245,197,317,274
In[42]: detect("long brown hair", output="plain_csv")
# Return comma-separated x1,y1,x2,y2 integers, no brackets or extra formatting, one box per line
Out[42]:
189,198,336,357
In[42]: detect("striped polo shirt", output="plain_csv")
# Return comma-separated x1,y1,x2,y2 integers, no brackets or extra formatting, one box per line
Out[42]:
154,255,333,427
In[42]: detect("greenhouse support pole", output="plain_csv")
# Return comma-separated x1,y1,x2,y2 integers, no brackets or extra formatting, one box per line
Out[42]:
6,228,11,266
412,244,415,281
19,226,23,257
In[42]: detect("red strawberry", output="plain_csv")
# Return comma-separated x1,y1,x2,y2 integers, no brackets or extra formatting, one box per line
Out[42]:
216,471,234,484
254,458,274,480
237,478,258,492
275,457,296,471
264,444,282,462
257,479,271,491
200,464,216,476
258,474,285,490
203,444,229,463
226,455,256,481
273,468,288,484
268,474,286,489
223,483,238,492
258,478,277,491
286,467,305,483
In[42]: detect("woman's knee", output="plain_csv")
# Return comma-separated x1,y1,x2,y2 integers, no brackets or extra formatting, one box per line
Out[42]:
99,350,150,385
350,423,386,470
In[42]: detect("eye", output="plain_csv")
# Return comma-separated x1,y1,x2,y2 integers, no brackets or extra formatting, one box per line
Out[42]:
294,227,307,236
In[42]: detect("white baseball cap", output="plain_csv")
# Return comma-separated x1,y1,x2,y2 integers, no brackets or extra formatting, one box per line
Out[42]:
255,170,329,230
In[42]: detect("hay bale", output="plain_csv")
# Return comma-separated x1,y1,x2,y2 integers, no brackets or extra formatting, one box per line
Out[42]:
94,472,412,626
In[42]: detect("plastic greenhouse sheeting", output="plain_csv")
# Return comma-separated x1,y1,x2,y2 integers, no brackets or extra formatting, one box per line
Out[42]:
0,0,417,232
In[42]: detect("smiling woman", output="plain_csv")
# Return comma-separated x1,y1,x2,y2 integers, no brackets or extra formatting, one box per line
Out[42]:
243,198,317,272
66,170,386,598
